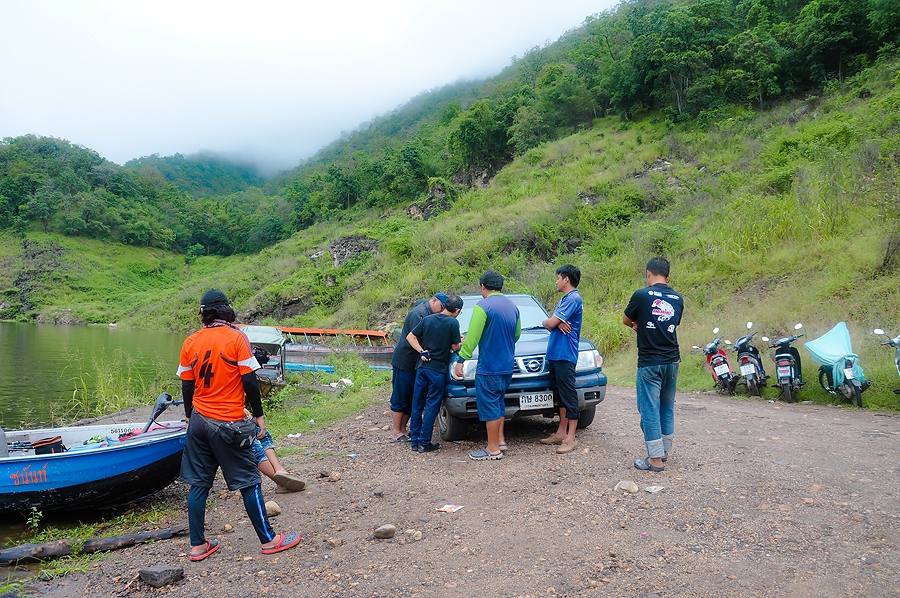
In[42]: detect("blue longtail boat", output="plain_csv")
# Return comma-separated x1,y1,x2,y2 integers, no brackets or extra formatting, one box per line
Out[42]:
1,394,186,515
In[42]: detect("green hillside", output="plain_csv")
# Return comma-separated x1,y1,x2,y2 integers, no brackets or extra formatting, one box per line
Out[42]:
2,58,897,408
125,152,264,197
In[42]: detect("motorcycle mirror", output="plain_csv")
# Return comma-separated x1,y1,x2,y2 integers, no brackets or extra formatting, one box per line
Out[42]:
713,327,720,334
724,340,732,345
761,336,769,342
873,328,885,335
746,321,753,329
794,323,803,330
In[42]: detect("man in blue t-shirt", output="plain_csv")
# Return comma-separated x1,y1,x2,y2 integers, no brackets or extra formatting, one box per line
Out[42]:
540,264,584,454
623,257,684,472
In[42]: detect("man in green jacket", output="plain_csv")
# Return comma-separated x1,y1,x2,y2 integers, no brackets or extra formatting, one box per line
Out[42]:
454,271,521,461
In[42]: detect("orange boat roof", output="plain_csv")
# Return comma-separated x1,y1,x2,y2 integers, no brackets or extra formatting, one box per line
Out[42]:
277,326,388,339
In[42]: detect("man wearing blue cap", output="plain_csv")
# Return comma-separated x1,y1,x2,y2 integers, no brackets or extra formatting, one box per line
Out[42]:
389,293,449,441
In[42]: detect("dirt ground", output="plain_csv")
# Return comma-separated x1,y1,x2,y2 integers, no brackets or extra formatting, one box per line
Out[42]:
25,387,900,597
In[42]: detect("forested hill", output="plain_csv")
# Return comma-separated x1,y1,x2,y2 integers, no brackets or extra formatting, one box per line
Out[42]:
1,0,897,255
277,0,899,228
0,136,287,255
125,152,264,197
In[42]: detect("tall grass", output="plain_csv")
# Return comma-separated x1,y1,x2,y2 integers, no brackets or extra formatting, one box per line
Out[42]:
65,351,171,421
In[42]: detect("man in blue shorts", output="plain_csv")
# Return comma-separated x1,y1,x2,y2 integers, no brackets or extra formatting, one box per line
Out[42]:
540,264,584,455
454,271,520,461
389,294,448,441
405,294,463,453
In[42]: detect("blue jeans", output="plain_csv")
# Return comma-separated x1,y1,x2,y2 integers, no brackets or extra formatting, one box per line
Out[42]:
409,368,447,446
636,363,678,458
251,430,275,465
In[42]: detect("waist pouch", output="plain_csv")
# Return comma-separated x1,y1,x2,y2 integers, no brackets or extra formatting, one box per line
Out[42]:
208,418,257,448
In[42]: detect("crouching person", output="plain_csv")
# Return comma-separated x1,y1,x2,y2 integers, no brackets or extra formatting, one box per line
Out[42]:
177,289,301,561
405,294,463,452
245,408,305,493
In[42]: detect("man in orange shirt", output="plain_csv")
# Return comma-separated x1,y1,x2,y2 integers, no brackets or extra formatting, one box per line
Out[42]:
178,289,301,561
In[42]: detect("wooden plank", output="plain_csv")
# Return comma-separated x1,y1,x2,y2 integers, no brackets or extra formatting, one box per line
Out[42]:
276,326,388,339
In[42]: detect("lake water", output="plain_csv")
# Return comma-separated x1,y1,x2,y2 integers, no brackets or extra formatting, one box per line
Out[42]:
0,322,184,429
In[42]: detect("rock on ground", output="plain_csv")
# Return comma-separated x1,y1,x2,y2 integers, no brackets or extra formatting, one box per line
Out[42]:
139,565,184,588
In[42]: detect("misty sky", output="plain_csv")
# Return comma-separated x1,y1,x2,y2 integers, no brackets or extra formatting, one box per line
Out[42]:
1,0,615,172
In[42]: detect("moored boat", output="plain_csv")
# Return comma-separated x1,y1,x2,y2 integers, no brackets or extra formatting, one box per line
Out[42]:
1,421,186,515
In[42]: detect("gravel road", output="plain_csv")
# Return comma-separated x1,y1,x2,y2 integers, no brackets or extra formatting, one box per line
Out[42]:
29,387,900,597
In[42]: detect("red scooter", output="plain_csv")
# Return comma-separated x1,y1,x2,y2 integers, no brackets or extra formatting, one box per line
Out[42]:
692,327,738,394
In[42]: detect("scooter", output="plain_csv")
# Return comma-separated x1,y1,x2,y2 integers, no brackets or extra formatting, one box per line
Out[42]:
760,323,804,403
692,327,738,395
805,322,870,408
733,321,768,396
873,328,900,394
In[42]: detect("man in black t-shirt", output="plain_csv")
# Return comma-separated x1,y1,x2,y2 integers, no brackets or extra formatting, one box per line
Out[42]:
405,294,463,453
389,294,448,441
623,257,684,472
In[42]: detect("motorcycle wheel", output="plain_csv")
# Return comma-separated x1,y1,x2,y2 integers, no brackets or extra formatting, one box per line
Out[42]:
846,384,864,408
746,378,760,397
817,368,829,392
780,382,794,403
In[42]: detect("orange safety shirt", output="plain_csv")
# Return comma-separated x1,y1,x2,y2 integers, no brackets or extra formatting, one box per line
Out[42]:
176,324,260,421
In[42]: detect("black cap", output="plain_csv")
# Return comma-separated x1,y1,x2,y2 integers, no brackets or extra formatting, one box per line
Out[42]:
480,270,504,291
445,294,464,312
200,289,229,310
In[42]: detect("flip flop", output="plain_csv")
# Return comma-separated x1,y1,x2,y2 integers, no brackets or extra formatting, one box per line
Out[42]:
272,472,306,492
468,448,503,461
498,443,508,453
392,434,410,443
261,531,302,555
189,538,221,562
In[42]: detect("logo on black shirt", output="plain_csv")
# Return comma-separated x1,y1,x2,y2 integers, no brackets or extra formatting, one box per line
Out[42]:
651,298,676,322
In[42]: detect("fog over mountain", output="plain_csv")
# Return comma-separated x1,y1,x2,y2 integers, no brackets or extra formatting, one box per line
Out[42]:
0,0,612,173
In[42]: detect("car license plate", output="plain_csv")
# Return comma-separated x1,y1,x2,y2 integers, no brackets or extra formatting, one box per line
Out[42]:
740,364,756,376
843,368,855,380
713,364,730,377
777,366,792,378
519,392,554,410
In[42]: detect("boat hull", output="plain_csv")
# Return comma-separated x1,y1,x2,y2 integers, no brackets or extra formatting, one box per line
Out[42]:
1,430,186,515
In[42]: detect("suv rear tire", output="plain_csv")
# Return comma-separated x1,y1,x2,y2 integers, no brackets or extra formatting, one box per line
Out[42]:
576,405,596,429
438,404,468,441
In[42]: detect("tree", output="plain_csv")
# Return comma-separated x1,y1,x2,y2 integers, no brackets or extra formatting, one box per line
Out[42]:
795,0,870,83
448,100,509,170
535,63,594,127
725,22,788,107
868,0,900,43
508,105,551,154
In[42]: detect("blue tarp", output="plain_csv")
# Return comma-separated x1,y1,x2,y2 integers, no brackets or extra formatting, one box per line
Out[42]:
804,322,866,387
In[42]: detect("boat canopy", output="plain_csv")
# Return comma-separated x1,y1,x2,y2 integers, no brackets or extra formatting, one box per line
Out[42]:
242,325,286,348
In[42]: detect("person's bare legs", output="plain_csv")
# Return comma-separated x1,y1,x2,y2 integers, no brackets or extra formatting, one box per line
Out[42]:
258,458,277,480
563,417,577,443
541,408,568,444
486,419,503,454
259,450,305,492
390,411,409,439
498,418,506,449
